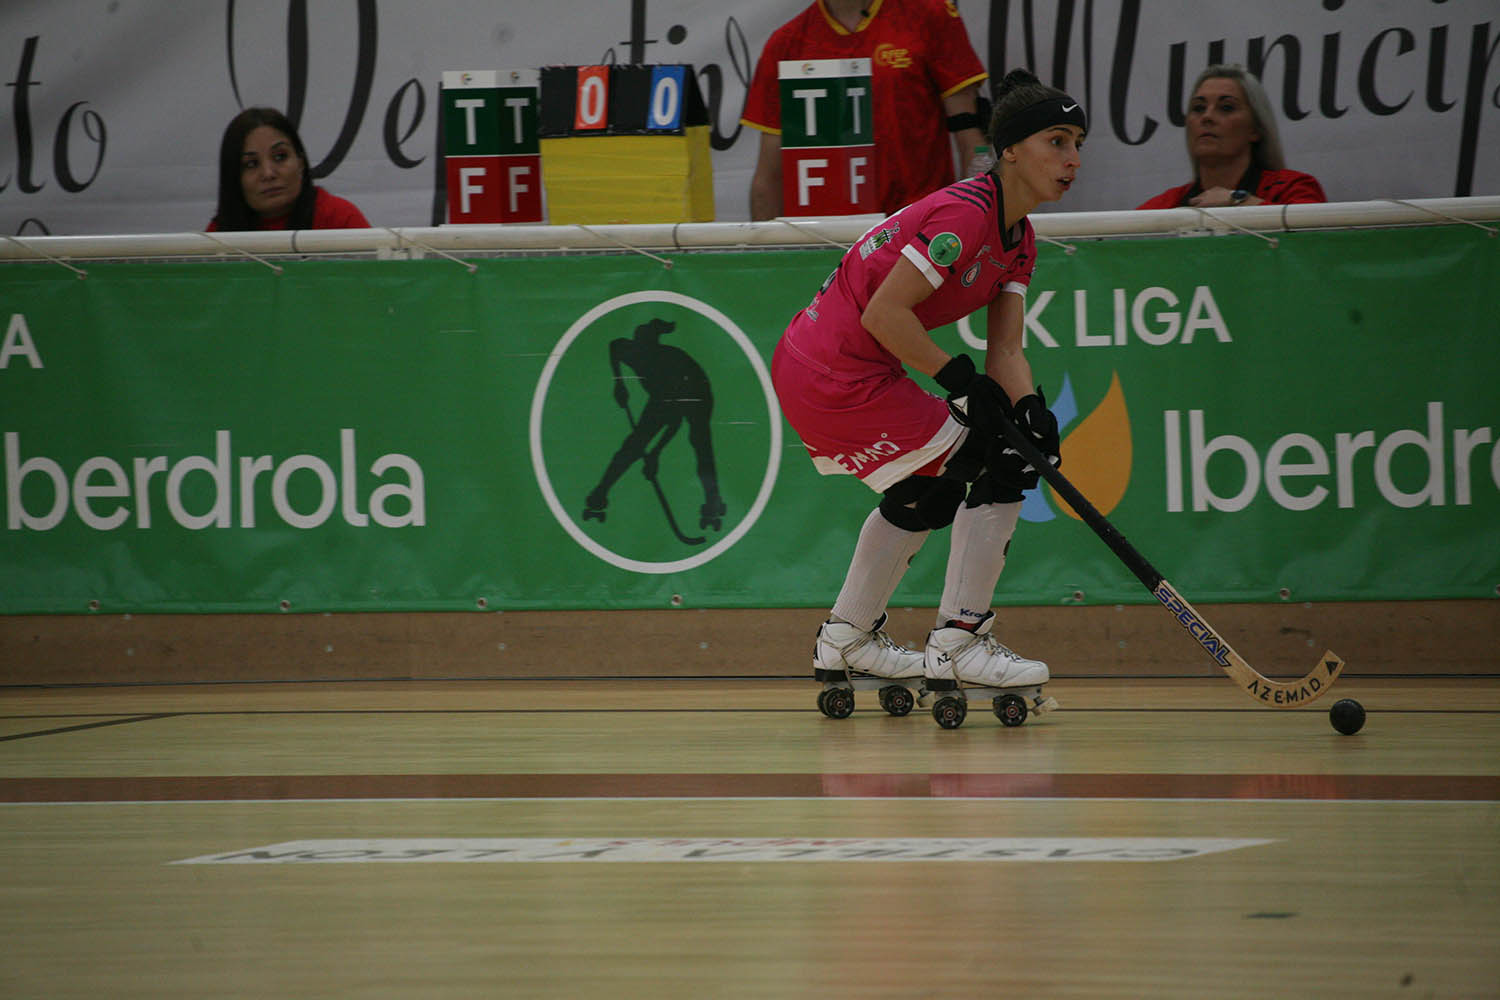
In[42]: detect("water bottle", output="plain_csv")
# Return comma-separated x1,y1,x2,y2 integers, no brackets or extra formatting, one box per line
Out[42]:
968,144,995,177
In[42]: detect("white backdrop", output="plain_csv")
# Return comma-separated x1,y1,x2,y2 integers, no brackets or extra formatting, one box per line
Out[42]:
2,0,1496,235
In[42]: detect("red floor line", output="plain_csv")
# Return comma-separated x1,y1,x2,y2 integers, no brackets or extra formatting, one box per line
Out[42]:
1,772,1497,802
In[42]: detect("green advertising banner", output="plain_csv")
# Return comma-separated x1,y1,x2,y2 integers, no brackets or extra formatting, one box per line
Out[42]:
1,225,1496,614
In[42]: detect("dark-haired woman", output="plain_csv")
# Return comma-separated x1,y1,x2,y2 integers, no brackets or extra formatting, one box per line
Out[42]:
772,69,1083,699
208,107,370,231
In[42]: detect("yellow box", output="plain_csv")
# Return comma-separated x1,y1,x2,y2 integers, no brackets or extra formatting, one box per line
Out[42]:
540,126,715,224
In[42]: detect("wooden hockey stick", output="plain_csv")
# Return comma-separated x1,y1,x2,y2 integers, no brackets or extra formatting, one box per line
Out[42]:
993,411,1345,707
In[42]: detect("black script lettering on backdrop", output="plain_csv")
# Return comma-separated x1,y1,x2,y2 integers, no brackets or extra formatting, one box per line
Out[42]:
2,36,109,233
7,2,762,231
226,0,428,176
983,0,1498,196
226,1,432,217
226,0,380,178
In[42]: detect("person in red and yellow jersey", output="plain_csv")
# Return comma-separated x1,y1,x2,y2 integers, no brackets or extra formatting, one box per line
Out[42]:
741,0,988,219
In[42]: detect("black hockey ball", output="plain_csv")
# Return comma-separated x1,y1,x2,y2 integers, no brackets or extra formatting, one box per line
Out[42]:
1329,698,1365,735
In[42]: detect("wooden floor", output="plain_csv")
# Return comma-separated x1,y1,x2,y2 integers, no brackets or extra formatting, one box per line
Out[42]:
2,675,1497,999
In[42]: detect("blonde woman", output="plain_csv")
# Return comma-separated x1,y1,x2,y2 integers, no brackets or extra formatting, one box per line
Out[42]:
1138,64,1326,209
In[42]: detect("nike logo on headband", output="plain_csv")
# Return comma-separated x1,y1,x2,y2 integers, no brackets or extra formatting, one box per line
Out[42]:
1061,103,1078,112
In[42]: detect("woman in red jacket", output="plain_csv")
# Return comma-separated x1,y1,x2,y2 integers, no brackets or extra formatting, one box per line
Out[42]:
208,107,370,231
1137,64,1326,210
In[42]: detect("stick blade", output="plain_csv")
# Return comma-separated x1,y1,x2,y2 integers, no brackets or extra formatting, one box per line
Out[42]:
1321,650,1346,685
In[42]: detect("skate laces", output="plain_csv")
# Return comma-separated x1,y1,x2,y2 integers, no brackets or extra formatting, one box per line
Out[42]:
824,620,909,656
844,627,910,662
980,633,1025,661
825,623,919,677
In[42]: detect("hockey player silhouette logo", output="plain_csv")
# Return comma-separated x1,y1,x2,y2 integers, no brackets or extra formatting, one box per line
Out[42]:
530,288,781,574
582,318,725,544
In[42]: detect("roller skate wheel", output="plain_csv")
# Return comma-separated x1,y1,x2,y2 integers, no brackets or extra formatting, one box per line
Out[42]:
823,687,855,720
816,689,832,717
878,685,915,717
993,693,1028,727
932,696,967,730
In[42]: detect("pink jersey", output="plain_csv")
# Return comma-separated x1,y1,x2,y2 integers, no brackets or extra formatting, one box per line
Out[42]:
779,172,1035,381
773,173,1036,490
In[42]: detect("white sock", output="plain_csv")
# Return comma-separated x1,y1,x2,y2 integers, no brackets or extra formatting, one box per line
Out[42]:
938,501,1021,627
830,508,928,631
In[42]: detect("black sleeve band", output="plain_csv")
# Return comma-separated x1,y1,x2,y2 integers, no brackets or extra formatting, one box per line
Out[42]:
945,111,982,133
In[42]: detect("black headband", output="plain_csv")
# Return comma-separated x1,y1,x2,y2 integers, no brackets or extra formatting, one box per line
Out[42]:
993,95,1087,151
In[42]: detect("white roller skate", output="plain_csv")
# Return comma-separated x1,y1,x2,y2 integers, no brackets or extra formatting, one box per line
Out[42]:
813,613,926,719
922,612,1059,729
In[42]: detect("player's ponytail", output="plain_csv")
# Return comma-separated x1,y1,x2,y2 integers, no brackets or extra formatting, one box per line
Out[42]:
993,69,1045,102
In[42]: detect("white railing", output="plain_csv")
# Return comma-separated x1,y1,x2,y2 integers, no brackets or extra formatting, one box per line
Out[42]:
2,197,1496,269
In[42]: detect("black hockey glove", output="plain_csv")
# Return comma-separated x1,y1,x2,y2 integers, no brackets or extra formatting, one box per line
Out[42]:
984,438,1037,497
1012,388,1061,472
980,387,1060,498
934,354,1012,439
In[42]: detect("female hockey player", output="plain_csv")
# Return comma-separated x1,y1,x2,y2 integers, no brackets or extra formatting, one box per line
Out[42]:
771,68,1085,716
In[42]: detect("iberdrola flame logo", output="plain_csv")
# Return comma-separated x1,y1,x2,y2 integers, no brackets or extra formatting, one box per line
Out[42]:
1021,371,1132,522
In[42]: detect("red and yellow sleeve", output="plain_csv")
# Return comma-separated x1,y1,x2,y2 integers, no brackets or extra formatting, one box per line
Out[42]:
929,0,987,97
740,32,791,133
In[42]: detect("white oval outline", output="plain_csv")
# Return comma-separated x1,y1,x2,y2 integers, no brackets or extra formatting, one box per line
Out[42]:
529,290,782,575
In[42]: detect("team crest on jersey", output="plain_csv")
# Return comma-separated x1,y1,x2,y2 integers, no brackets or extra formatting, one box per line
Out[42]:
874,44,913,69
961,260,982,286
858,223,900,260
927,232,963,267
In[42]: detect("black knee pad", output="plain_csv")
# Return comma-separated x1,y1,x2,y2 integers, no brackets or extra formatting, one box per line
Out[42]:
879,474,965,531
877,494,929,532
915,477,966,528
877,477,929,531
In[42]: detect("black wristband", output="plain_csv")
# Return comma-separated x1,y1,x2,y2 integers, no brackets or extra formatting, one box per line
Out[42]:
945,111,981,133
934,354,977,395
